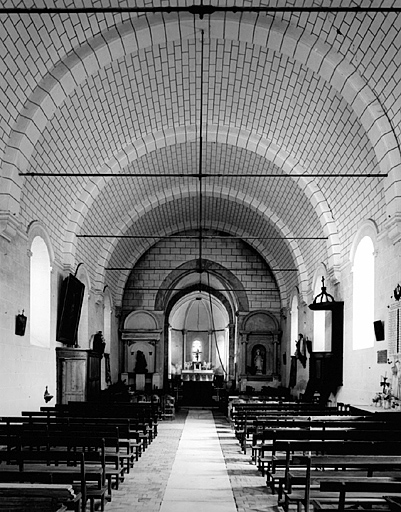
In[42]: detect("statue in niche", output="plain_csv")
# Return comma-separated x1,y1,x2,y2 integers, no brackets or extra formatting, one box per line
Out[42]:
250,344,266,375
134,350,148,374
254,349,264,374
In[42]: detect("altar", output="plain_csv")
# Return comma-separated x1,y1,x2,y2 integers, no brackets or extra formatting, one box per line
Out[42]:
180,359,215,405
181,376,214,406
181,369,214,382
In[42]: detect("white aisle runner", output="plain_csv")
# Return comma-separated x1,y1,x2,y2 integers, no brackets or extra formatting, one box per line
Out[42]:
160,409,237,512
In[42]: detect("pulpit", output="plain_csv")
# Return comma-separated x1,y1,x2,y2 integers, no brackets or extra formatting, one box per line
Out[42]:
56,347,101,404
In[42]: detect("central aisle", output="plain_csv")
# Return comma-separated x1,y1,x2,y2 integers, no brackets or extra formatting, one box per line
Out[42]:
159,408,237,512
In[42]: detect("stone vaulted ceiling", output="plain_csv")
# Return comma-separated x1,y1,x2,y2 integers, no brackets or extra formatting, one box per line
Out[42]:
1,1,398,308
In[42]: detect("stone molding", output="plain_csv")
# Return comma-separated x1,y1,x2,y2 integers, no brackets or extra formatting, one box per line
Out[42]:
386,213,401,246
0,212,20,242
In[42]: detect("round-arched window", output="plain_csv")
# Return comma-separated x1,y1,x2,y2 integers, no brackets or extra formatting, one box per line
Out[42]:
30,236,51,348
290,294,299,355
353,236,375,350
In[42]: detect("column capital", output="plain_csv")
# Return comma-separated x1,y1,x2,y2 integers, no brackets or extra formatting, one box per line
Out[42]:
0,212,20,242
327,265,341,285
386,213,401,246
92,288,104,306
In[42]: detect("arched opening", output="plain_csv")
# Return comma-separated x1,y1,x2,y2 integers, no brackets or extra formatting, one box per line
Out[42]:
353,235,375,350
290,293,299,355
102,290,113,389
168,291,230,406
30,236,51,348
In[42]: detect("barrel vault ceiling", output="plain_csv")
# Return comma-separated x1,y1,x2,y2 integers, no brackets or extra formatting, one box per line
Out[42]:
1,1,395,308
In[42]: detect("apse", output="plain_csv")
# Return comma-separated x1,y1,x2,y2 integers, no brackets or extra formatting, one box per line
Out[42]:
168,292,229,380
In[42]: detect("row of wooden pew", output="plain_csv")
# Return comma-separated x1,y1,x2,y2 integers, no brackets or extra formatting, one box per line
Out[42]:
231,399,351,453
230,398,401,512
0,400,161,511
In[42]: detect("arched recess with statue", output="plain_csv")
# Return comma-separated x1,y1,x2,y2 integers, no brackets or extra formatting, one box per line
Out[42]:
120,310,163,392
238,311,282,394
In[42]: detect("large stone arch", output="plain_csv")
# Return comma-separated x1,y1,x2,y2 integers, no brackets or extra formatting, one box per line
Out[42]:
1,12,398,223
154,259,249,313
63,126,340,284
110,218,291,310
91,186,306,305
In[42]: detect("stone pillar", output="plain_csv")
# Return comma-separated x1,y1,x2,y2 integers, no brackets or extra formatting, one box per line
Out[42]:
228,323,235,380
240,333,248,375
273,336,279,376
182,329,187,364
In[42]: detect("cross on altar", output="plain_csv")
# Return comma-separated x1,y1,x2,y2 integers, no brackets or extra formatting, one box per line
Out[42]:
193,348,201,361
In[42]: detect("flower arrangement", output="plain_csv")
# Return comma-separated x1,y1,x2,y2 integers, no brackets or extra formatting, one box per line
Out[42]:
372,389,400,409
372,375,394,408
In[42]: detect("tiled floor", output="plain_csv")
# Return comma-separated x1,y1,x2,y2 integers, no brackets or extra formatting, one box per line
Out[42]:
109,408,281,512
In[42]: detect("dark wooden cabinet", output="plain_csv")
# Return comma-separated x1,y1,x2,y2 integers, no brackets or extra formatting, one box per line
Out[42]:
56,348,101,404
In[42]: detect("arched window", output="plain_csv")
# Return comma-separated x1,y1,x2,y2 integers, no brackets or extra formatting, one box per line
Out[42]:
353,235,375,350
102,290,113,388
290,293,299,355
103,289,112,354
30,236,51,348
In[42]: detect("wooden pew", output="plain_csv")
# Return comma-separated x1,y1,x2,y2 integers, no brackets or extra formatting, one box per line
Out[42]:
0,490,69,511
13,418,143,469
18,431,115,504
266,446,401,498
58,401,159,439
313,478,401,512
45,424,133,482
279,448,401,512
2,415,146,459
251,417,386,463
0,403,160,509
0,481,79,511
25,406,156,447
0,417,139,495
255,427,401,472
250,415,370,445
231,402,349,425
233,406,352,452
0,450,89,512
8,439,107,512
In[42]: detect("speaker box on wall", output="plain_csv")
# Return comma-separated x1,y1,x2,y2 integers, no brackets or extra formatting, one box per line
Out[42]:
15,311,27,336
373,320,385,341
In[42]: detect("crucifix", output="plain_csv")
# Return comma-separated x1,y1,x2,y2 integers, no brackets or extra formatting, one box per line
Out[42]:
193,348,201,362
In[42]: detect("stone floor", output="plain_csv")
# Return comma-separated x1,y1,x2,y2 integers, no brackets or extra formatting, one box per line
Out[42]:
109,408,281,512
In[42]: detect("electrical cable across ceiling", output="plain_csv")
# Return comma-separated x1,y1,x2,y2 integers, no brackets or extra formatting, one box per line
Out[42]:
197,30,228,377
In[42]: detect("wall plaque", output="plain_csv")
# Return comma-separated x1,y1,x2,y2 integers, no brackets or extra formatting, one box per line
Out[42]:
377,349,387,364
